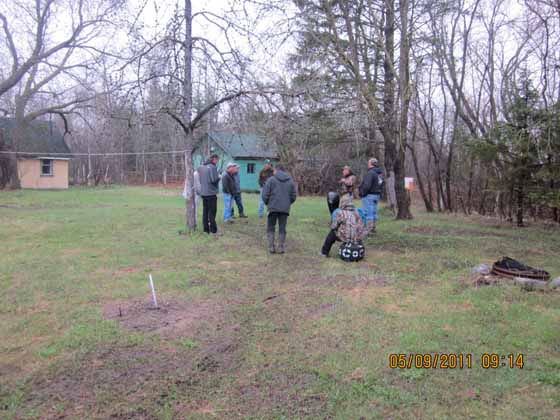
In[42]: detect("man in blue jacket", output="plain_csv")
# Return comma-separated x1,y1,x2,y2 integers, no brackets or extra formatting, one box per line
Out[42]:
359,158,382,234
262,164,297,254
197,154,220,234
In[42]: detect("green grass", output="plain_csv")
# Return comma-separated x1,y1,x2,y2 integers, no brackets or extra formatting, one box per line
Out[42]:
1,186,559,419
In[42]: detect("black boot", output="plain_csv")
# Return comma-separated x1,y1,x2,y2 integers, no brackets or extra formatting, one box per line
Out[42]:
278,233,286,254
267,232,276,254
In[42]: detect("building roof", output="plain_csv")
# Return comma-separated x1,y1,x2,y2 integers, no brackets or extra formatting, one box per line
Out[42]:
0,117,71,156
208,132,278,159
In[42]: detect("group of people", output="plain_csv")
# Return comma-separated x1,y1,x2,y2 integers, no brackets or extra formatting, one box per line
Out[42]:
192,155,383,260
320,158,383,258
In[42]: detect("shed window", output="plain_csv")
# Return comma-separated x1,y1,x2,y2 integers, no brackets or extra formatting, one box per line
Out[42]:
41,159,53,176
247,163,255,174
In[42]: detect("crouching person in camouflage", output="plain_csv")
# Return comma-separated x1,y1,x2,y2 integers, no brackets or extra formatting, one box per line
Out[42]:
320,196,366,258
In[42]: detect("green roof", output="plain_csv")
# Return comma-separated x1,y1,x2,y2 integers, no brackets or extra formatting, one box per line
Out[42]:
208,132,278,159
0,117,71,156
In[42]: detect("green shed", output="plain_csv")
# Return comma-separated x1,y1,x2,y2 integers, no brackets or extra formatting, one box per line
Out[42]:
194,132,278,192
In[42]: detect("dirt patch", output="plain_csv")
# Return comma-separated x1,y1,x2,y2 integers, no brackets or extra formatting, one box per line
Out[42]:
21,306,241,419
20,340,241,419
21,345,189,418
103,298,223,338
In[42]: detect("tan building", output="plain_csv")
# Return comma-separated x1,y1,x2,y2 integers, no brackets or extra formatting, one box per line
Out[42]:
17,157,70,189
0,118,71,189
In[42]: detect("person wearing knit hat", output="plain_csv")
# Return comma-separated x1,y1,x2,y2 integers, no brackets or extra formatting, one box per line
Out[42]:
258,160,274,218
339,165,358,200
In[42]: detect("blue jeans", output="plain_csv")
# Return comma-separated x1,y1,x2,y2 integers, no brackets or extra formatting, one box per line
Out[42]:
223,193,233,221
233,193,244,215
362,194,380,222
258,189,265,217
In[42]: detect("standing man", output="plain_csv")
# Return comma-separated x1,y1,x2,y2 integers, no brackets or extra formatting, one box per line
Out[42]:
258,160,274,218
262,164,297,254
359,158,382,234
231,164,247,218
197,154,220,235
221,163,237,224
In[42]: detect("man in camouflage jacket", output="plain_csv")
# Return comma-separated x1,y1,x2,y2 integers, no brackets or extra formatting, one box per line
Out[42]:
320,196,366,257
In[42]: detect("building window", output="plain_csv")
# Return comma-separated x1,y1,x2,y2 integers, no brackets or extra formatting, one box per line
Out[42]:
41,159,53,176
247,163,255,174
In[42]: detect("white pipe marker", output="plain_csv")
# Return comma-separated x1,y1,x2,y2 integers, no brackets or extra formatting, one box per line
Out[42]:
149,274,159,308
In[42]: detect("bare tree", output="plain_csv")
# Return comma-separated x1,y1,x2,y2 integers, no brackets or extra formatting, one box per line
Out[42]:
0,0,128,187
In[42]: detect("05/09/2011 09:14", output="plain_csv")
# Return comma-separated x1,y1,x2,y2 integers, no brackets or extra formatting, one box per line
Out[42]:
388,353,525,369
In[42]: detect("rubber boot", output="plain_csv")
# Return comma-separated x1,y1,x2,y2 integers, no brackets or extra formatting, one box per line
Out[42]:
267,232,276,254
278,233,286,254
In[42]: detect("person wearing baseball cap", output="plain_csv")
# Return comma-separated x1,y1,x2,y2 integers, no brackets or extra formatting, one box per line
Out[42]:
222,163,237,223
359,158,382,234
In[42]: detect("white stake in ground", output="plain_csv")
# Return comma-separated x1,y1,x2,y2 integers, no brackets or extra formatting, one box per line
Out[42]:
149,274,159,309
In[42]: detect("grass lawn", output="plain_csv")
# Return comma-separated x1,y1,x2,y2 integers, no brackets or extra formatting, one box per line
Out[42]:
1,186,559,419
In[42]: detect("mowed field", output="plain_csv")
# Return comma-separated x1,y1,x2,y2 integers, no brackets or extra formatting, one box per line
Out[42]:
1,186,559,419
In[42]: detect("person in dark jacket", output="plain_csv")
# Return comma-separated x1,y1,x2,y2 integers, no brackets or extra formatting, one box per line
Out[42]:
222,163,237,223
197,154,220,234
373,166,384,200
262,164,297,254
258,160,274,218
230,164,247,218
359,158,382,234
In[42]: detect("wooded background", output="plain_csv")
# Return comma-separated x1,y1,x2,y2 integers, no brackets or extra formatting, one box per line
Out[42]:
1,0,559,228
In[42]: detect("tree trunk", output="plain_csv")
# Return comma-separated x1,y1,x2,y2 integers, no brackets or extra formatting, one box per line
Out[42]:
183,0,196,231
87,143,93,186
516,179,524,227
410,142,433,212
143,152,148,184
396,0,412,219
427,152,434,207
466,155,475,214
383,0,398,215
394,148,411,219
6,153,19,189
8,97,25,189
